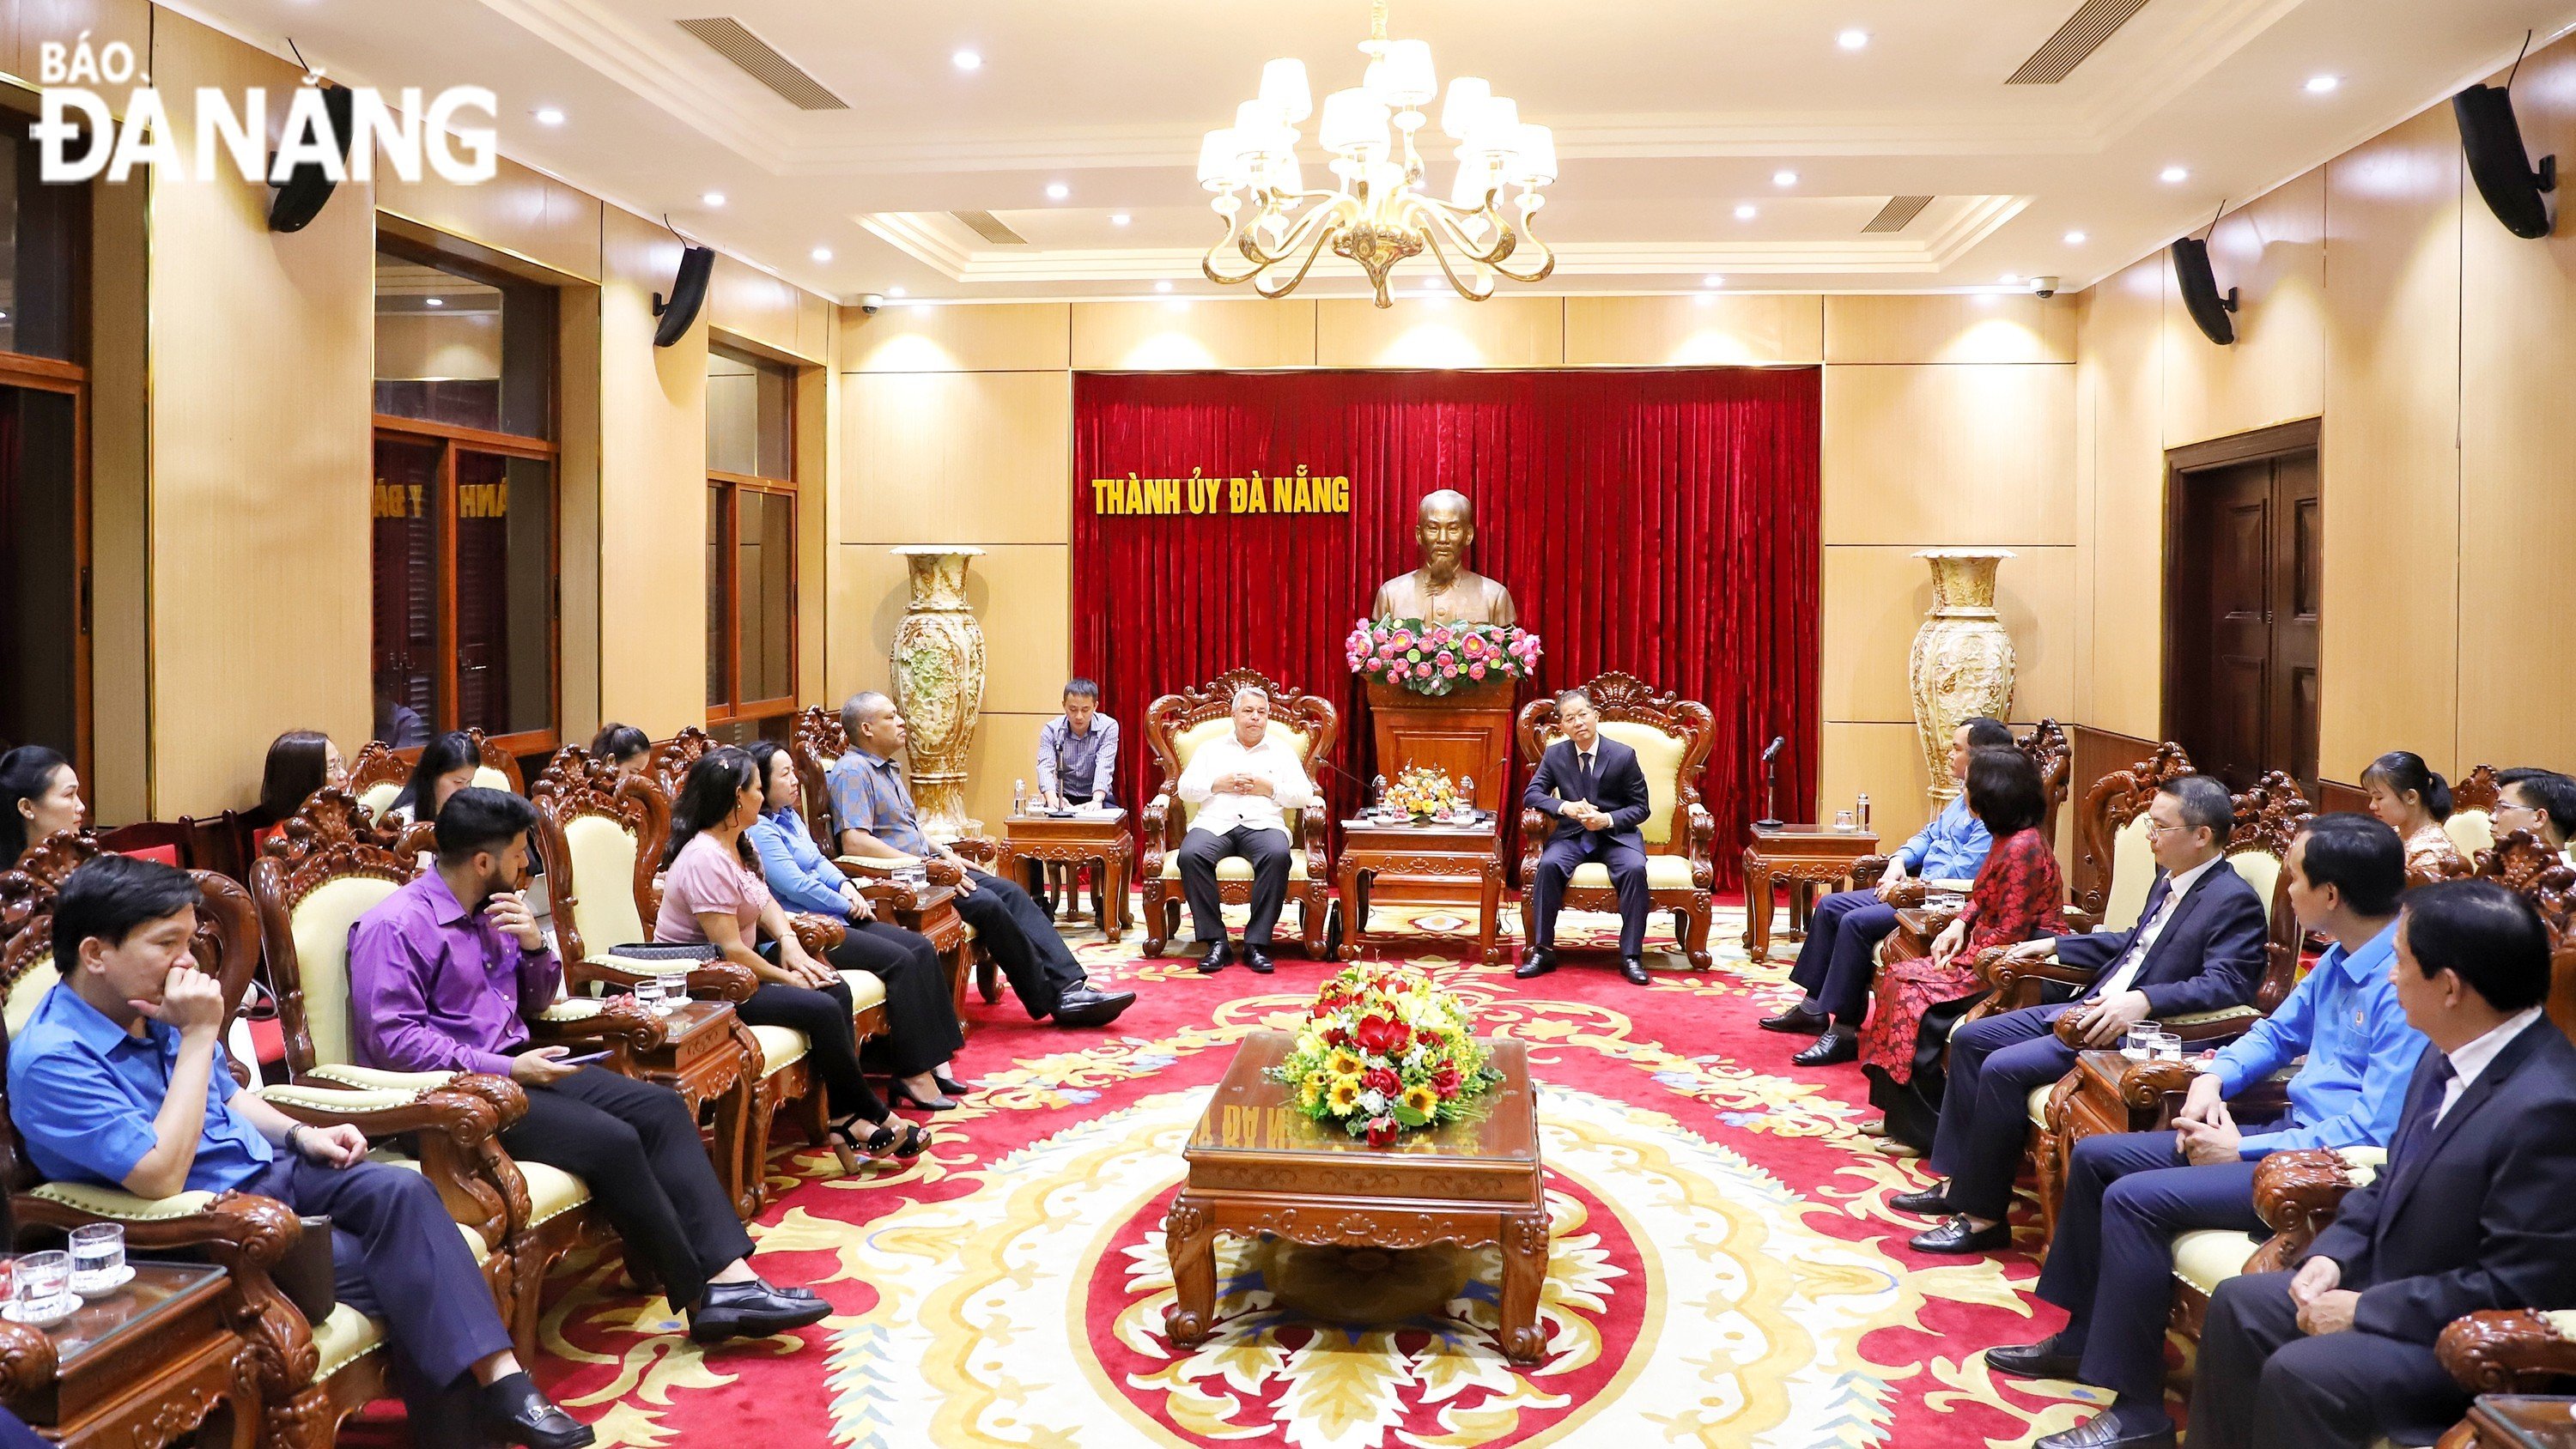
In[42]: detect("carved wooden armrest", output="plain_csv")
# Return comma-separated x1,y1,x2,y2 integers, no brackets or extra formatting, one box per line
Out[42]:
1299,804,1331,867
2252,1148,2380,1257
791,912,847,955
2099,1055,2199,1109
951,836,999,864
1683,803,1716,887
569,953,760,1004
1849,854,1893,889
851,876,926,912
526,996,668,1061
2439,1309,2576,1393
256,1079,525,1252
1983,947,2089,1006
1139,793,1177,876
2160,1003,2263,1044
0,1318,55,1413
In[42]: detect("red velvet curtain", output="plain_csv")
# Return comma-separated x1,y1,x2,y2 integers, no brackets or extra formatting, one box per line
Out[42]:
1070,367,1820,888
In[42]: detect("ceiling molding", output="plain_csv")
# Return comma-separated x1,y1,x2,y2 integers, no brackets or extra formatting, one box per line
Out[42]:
475,0,800,163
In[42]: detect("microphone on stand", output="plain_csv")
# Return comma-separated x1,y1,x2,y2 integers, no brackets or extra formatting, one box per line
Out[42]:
1753,735,1785,830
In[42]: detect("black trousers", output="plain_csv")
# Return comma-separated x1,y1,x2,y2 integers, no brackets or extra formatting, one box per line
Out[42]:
1788,888,1902,1022
807,920,963,1077
1178,825,1292,947
1528,831,1649,956
1926,1001,2079,1221
738,968,885,1125
2190,1270,2464,1449
952,870,1085,1018
243,1155,513,1420
497,1064,756,1313
2034,1130,2266,1405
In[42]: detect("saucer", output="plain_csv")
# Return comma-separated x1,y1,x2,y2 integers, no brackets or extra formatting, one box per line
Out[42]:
1,1297,76,1326
71,1264,135,1298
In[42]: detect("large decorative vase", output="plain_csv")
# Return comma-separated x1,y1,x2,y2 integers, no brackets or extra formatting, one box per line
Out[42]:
1907,549,2018,806
889,546,987,842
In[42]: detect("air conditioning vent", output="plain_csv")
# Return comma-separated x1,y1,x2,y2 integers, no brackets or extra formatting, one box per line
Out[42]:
951,210,1030,246
1862,196,1935,233
677,17,849,110
2007,0,2154,84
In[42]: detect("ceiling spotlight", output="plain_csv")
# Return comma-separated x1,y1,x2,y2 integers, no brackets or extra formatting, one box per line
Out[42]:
811,246,833,262
2063,230,2087,245
425,297,444,307
2160,165,2190,184
1110,213,1132,227
1735,203,1758,220
952,49,982,71
534,106,565,126
888,287,907,297
1772,169,1799,187
1837,28,1869,50
1702,274,1725,288
2305,74,2340,94
1155,280,1174,293
2001,273,2020,284
1046,182,1071,201
702,191,726,207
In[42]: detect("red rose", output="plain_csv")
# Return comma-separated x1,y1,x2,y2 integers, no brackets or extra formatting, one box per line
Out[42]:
1353,1014,1405,1055
1364,1066,1400,1094
1321,1025,1348,1048
1432,1064,1461,1095
1365,1118,1399,1148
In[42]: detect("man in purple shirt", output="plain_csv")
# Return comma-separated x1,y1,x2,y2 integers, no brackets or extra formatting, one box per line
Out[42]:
347,788,827,1344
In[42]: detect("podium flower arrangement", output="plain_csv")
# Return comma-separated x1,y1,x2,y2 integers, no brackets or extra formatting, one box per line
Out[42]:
1381,764,1463,820
1346,617,1541,697
1274,964,1504,1146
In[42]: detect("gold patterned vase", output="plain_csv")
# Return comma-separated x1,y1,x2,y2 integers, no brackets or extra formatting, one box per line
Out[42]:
889,546,988,842
1907,549,2017,807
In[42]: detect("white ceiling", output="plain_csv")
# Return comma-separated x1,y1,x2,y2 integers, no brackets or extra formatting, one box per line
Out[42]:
168,0,2576,303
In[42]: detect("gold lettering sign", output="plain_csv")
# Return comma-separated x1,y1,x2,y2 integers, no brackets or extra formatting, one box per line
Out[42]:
1087,465,1352,518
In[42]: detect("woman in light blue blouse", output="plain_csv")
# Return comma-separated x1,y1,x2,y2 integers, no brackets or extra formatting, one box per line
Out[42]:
744,741,966,1109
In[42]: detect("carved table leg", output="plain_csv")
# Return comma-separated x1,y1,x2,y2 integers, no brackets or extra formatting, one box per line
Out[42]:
1742,848,1774,956
1498,1208,1549,1364
1479,860,1504,966
1163,1196,1218,1347
1338,860,1368,961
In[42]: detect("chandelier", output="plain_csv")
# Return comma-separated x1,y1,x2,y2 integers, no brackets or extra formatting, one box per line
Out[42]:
1196,1,1558,307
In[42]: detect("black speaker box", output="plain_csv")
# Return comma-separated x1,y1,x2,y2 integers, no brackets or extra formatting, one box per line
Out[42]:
2455,83,2556,239
653,245,716,348
2171,236,2238,346
267,82,355,233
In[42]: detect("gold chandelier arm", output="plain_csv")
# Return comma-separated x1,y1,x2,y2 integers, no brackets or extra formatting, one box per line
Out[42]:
1414,222,1498,302
1409,194,1522,269
1202,210,1271,284
1241,192,1352,268
1479,197,1555,283
1252,216,1346,299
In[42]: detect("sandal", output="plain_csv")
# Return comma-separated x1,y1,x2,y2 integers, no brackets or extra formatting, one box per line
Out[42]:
859,1118,930,1161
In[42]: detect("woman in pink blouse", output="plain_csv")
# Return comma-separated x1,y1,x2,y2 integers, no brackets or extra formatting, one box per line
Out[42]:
657,749,928,1161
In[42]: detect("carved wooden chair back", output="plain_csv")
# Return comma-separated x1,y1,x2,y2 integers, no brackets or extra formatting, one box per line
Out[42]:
532,748,673,967
2225,771,2315,1015
1143,669,1340,840
249,791,419,1076
2073,743,2196,931
1512,670,1716,856
2444,764,2502,862
789,707,848,850
2021,719,2073,841
346,740,410,821
645,728,719,804
2471,832,2576,1038
94,819,193,869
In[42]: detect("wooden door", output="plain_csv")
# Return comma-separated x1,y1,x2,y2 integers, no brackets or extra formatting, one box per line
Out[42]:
2164,423,2322,793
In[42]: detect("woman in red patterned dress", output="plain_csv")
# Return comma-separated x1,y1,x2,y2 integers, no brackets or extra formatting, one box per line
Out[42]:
1861,746,2064,1145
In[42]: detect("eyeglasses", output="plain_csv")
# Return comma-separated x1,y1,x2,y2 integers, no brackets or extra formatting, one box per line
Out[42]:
2144,818,2191,838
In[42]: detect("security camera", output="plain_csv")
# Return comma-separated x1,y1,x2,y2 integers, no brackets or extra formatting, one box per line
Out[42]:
2031,276,2060,299
858,292,885,315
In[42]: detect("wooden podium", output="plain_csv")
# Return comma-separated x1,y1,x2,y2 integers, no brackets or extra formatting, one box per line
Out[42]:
1364,676,1519,817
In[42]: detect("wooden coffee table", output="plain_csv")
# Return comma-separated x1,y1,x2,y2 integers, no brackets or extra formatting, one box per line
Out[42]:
2464,1396,2576,1448
1741,823,1881,957
1334,817,1505,964
0,1260,251,1447
629,999,761,1218
997,809,1132,936
1163,1031,1549,1362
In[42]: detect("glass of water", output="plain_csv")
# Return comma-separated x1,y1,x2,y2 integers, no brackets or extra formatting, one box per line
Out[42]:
1834,809,1856,832
14,1250,72,1325
69,1223,124,1297
2120,1024,2156,1060
2150,1029,2184,1061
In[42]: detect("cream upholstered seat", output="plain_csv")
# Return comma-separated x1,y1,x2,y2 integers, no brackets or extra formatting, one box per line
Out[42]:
354,780,401,819
2445,808,2495,861
1513,673,1718,968
2172,1228,2263,1296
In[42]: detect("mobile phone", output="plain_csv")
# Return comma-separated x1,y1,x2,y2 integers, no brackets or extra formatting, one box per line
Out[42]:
556,1050,611,1067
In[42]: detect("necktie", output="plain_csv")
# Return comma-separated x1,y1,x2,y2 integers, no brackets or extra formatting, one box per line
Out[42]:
2390,1055,2457,1170
1577,750,1595,800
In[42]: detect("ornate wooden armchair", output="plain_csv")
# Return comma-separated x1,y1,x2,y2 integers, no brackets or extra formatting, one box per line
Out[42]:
2443,764,2502,865
532,748,872,1209
1850,719,2073,902
345,731,525,823
1136,670,1339,960
1511,671,1716,969
642,726,718,803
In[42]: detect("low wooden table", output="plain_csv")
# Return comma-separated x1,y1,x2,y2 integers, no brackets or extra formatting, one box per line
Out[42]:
996,809,1132,937
1741,824,1881,957
0,1260,251,1447
1163,1032,1549,1362
2464,1396,2576,1448
1334,816,1505,965
629,999,762,1218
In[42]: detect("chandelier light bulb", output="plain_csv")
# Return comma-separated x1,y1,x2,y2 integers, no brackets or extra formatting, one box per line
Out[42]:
1502,124,1558,185
1440,77,1492,141
1378,39,1438,107
1319,88,1390,158
1259,58,1314,123
1464,95,1521,163
1198,128,1244,188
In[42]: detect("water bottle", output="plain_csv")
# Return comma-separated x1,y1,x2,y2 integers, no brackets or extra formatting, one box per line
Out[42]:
1856,793,1871,831
1459,776,1475,822
1372,774,1389,819
1012,779,1027,816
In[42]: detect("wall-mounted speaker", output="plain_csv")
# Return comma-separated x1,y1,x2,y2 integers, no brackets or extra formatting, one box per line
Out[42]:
2455,83,2556,239
267,82,355,233
2170,236,2238,346
653,245,716,348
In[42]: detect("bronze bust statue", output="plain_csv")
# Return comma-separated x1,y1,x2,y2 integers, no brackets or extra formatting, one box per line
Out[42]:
1370,489,1518,627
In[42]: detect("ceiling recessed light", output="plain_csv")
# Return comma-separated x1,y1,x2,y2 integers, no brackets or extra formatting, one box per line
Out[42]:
1735,203,1758,220
534,106,565,126
2305,74,2340,94
1837,27,1869,50
1110,213,1131,227
1772,169,1798,187
952,49,981,71
2160,165,2190,184
1155,280,1174,293
811,246,833,262
2001,273,2020,284
2063,230,2087,245
702,191,726,207
1702,274,1724,288
425,297,444,307
1046,182,1070,201
888,287,907,297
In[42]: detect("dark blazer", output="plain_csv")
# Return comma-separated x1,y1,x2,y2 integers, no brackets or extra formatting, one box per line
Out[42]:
2052,858,2269,1018
1523,737,1653,852
2306,1019,2576,1344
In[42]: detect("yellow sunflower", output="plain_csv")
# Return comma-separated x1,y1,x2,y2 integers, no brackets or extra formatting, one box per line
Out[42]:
1326,1049,1364,1078
1297,1073,1327,1109
1401,1083,1439,1117
1327,1076,1364,1112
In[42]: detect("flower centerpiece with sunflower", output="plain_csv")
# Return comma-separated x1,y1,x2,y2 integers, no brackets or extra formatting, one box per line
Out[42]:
1273,964,1505,1147
1380,764,1464,821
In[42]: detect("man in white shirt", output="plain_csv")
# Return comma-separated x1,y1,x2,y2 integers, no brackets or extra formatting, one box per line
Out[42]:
1175,687,1319,976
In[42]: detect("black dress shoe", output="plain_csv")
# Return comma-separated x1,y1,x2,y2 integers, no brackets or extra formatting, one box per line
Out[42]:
1758,1003,1832,1035
1196,941,1230,974
478,1373,595,1449
1909,1216,2011,1255
1619,955,1649,985
1513,949,1557,979
1242,947,1275,975
688,1279,833,1343
1790,1026,1858,1067
1051,985,1138,1028
1889,1185,1952,1216
1984,1337,2083,1381
933,1073,970,1096
2033,1409,2177,1449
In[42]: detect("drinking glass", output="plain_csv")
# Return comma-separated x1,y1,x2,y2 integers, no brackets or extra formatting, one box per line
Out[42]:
2150,1030,2184,1061
2121,1024,2156,1061
14,1250,71,1325
69,1223,124,1297
1833,810,1856,833
630,975,667,1015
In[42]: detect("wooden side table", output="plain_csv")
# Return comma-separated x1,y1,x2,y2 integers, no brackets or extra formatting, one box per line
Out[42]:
628,999,761,1219
2462,1395,2576,1448
1334,818,1505,965
996,809,1132,937
1163,1033,1548,1363
1741,824,1881,958
0,1261,252,1447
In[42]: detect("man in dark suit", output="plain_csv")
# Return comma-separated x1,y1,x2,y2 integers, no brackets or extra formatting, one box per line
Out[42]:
2190,880,2576,1449
1521,688,1657,985
1899,773,2269,1252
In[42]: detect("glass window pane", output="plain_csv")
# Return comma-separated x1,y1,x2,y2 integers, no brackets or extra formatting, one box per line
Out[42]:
374,251,555,440
706,488,727,708
706,349,793,480
0,388,81,754
0,130,82,362
735,489,793,705
452,452,552,737
371,436,441,739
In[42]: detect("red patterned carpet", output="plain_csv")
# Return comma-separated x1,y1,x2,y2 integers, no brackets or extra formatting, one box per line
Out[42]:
380,906,2105,1448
